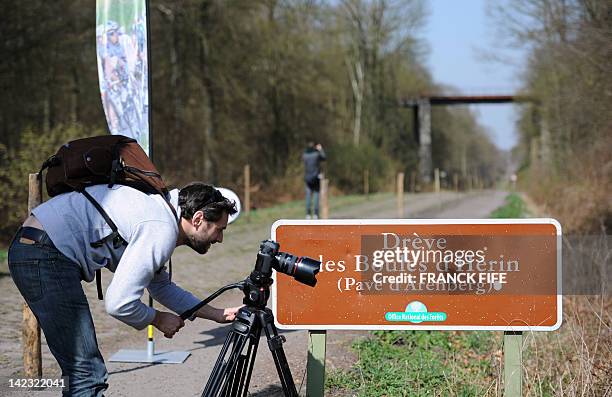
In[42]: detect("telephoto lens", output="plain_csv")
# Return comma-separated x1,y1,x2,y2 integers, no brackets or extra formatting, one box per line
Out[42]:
274,251,320,287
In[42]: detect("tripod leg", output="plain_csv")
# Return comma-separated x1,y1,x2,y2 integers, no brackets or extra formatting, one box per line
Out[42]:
221,332,252,396
233,328,261,397
226,324,263,397
258,309,299,397
203,308,262,397
203,330,243,396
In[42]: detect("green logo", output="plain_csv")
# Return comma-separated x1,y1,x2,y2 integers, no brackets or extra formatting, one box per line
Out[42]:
385,301,447,323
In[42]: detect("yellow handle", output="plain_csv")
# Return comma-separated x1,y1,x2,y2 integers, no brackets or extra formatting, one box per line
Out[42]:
148,325,154,339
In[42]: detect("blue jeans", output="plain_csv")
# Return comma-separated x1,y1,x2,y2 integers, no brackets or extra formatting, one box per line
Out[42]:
8,228,108,396
305,183,320,217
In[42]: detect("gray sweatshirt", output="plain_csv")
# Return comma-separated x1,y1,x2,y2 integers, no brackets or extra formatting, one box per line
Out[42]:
32,185,200,330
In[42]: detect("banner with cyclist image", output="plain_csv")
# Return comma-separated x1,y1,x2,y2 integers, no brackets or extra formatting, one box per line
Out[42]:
96,0,150,154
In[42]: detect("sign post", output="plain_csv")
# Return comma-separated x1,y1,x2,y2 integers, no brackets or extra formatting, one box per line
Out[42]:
504,331,523,396
306,330,327,397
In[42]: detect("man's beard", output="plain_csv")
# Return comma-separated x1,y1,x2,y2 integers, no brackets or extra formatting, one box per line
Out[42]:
187,235,211,254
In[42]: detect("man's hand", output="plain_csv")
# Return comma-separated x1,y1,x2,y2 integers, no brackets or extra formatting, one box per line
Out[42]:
216,306,242,323
151,310,184,338
196,305,243,323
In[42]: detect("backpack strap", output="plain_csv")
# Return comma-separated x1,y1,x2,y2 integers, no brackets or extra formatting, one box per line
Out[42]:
80,188,127,300
80,189,127,250
95,269,104,300
159,191,178,284
37,155,61,181
108,143,123,188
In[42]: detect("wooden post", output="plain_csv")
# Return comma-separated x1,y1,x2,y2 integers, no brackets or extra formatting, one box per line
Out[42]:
24,174,42,377
244,165,250,219
363,169,369,198
306,330,327,397
396,172,404,218
504,331,523,396
453,173,459,192
308,176,328,395
434,168,440,193
320,176,329,220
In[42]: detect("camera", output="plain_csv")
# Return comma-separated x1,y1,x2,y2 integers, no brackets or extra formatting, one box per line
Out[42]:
254,240,320,286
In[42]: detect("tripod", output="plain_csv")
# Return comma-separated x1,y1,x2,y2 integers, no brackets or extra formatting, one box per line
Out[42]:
181,240,320,396
181,275,299,397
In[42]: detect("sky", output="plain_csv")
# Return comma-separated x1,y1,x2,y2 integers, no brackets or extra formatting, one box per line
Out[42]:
423,0,526,151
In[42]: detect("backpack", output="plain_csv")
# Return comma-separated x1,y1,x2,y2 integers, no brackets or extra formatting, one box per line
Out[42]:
38,134,177,299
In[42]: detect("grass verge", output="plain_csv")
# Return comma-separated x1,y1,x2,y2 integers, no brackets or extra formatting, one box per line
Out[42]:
326,331,502,396
489,193,529,218
0,249,8,276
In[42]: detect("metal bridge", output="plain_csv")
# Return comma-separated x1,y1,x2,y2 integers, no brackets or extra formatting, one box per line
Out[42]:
401,94,535,183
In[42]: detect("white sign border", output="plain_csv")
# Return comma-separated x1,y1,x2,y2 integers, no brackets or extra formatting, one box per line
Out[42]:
271,218,563,332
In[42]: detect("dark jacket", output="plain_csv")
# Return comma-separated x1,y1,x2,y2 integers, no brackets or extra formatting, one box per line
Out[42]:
303,147,326,184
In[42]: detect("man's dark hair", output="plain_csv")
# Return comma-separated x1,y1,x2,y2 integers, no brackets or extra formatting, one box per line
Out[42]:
178,182,237,222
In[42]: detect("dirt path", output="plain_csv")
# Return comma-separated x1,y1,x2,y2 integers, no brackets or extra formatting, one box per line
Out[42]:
0,190,507,396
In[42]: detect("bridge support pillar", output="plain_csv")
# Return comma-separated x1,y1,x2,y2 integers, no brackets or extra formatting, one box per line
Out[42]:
417,99,432,184
539,112,552,168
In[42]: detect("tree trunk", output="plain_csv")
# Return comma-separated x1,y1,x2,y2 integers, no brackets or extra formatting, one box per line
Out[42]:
70,67,79,124
346,58,364,146
200,2,217,182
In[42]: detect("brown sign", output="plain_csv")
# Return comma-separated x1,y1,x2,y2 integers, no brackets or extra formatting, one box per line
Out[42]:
272,219,562,331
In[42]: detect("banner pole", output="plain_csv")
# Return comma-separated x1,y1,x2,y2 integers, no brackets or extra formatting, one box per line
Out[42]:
144,0,157,361
145,0,153,158
98,0,188,364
